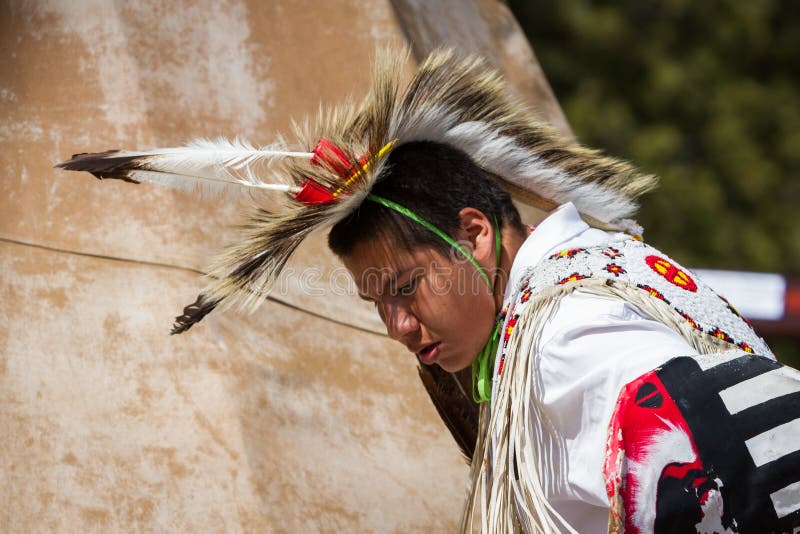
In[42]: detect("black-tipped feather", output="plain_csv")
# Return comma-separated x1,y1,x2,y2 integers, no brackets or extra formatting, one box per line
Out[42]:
56,151,142,182
171,294,220,334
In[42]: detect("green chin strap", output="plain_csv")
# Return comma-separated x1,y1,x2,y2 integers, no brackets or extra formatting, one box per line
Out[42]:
367,194,502,404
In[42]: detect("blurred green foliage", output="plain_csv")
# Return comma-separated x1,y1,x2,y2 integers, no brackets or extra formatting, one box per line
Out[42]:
509,0,800,362
510,0,800,273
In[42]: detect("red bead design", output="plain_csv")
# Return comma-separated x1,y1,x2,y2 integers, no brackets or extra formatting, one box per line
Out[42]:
549,248,586,260
604,263,626,277
504,314,519,344
645,255,698,292
603,247,623,259
558,272,588,285
520,287,533,303
708,327,733,343
637,284,670,304
738,341,754,354
678,309,702,331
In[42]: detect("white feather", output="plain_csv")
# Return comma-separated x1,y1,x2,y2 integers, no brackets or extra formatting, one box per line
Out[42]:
124,169,299,198
123,137,309,197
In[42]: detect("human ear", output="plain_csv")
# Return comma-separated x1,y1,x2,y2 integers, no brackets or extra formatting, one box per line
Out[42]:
456,207,495,265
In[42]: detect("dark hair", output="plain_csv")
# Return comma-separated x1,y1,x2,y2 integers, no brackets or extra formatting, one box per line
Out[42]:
327,141,524,257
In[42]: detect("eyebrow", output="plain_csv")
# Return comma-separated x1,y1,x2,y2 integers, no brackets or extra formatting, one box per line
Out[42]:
358,268,408,301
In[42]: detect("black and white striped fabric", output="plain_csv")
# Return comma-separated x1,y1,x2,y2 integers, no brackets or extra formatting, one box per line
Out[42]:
656,353,800,532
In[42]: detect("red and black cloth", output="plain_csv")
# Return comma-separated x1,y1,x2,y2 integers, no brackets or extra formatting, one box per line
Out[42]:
605,354,800,533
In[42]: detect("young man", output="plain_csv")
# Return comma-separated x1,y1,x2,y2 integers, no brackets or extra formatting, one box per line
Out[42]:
59,50,799,532
328,139,793,534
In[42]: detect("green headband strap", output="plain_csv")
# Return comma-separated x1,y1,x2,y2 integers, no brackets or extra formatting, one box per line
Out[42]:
366,194,502,404
366,194,495,289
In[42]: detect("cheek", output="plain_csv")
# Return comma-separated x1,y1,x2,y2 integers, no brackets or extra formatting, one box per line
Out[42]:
417,279,495,335
464,294,496,334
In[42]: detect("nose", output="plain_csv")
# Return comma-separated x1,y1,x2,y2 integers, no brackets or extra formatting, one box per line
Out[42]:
382,302,419,342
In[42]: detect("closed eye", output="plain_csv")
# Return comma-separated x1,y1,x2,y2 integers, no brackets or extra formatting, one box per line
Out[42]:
398,274,421,296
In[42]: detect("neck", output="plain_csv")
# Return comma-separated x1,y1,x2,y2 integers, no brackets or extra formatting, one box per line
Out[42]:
492,225,531,312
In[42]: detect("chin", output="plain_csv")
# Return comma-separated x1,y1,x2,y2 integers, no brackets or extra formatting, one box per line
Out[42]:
437,357,471,373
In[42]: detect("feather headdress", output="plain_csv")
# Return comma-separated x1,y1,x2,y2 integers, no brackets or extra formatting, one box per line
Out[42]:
57,48,655,334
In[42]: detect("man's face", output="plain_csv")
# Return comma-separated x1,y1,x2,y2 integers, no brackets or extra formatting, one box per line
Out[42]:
342,236,497,372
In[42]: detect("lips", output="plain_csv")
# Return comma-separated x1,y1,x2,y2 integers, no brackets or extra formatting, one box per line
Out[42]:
416,342,441,365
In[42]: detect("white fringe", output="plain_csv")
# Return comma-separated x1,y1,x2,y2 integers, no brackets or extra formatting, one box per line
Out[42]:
461,278,739,533
462,293,577,533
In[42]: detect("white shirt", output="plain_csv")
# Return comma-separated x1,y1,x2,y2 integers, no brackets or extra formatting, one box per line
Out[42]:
494,203,698,532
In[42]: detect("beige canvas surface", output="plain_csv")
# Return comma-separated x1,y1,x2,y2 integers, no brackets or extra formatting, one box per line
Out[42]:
0,1,565,531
